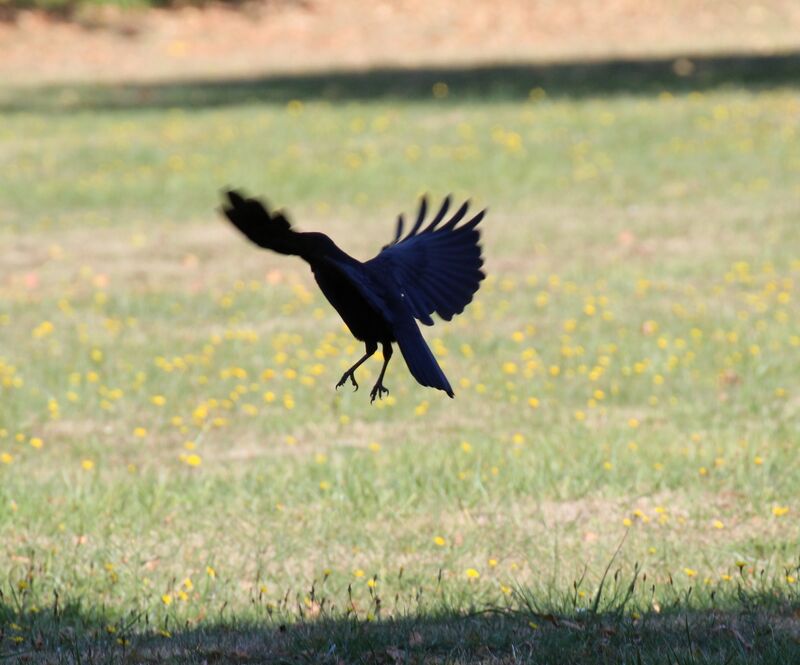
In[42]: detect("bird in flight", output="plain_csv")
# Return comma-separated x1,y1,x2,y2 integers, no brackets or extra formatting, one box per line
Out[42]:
221,190,486,402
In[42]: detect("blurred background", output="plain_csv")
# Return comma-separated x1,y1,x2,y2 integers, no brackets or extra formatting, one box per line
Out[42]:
1,2,799,663
2,0,800,85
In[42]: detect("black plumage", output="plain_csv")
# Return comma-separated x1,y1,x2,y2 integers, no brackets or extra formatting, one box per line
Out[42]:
221,190,486,402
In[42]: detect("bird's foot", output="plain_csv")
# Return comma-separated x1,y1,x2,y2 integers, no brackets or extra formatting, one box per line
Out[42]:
335,371,359,392
369,381,390,403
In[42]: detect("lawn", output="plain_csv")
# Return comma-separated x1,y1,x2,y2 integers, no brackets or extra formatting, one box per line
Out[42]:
1,60,799,663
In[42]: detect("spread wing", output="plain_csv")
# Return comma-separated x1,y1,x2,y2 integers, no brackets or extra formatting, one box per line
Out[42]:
363,196,486,326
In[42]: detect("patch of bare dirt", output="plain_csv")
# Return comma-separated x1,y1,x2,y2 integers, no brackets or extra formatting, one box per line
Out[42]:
1,0,800,86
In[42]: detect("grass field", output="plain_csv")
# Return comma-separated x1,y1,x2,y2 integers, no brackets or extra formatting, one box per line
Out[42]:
1,60,800,663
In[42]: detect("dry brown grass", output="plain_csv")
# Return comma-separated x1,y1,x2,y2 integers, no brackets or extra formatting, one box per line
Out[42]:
2,0,800,86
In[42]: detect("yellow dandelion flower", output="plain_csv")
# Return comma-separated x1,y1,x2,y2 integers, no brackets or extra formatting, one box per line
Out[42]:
81,459,94,471
133,427,147,438
161,594,172,606
32,321,55,339
433,536,446,547
465,568,480,580
183,454,202,467
772,505,789,517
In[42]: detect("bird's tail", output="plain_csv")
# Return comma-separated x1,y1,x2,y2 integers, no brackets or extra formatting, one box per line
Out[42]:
393,316,454,398
221,189,303,255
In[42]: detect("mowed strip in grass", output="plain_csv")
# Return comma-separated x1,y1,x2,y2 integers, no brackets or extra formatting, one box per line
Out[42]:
1,76,799,662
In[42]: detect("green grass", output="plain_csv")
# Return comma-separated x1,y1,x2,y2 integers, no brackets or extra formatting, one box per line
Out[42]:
1,70,799,663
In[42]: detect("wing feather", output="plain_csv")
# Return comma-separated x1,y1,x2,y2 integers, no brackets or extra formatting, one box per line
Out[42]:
365,195,486,325
422,196,451,233
392,214,405,245
409,196,428,237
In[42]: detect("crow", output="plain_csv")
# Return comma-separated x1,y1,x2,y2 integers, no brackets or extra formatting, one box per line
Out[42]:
221,190,486,402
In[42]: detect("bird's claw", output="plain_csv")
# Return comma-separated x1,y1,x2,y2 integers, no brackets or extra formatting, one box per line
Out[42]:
335,372,359,392
369,383,390,404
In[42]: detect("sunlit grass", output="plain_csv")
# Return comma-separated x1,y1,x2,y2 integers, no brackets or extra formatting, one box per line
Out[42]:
0,80,799,661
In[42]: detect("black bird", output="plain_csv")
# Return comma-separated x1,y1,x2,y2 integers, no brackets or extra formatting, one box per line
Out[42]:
221,190,486,402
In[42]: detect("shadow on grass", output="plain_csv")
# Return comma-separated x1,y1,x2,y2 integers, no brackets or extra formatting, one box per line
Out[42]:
1,591,799,664
1,50,799,113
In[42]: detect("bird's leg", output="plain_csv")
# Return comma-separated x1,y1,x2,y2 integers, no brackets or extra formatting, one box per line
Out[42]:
370,343,393,403
336,341,377,392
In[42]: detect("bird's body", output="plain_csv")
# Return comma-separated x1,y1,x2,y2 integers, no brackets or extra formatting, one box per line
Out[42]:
310,259,394,345
221,191,485,401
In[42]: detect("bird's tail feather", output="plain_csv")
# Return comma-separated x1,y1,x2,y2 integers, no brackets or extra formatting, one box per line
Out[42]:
394,316,454,397
221,189,302,255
